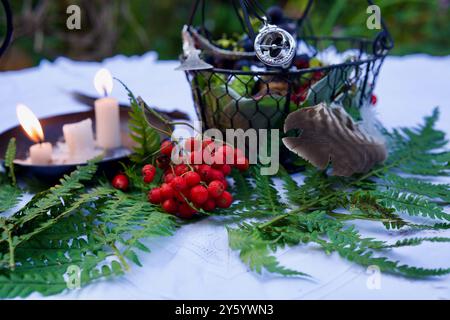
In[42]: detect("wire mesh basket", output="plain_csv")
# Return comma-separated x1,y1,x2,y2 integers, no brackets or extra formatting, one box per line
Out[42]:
183,0,393,167
0,0,13,58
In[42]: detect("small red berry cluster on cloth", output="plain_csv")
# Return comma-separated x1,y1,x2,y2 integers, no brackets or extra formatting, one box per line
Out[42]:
146,137,250,219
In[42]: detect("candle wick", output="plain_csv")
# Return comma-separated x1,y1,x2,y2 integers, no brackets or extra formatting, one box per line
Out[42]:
103,87,108,98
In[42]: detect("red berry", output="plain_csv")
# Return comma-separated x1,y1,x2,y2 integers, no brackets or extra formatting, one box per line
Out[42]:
112,174,129,191
221,179,228,190
160,183,175,200
188,151,203,165
215,145,235,164
196,164,211,181
184,171,201,187
162,199,178,214
202,138,214,148
184,137,201,153
174,164,189,176
160,140,174,157
177,203,197,219
202,143,216,165
156,155,170,169
142,164,156,177
208,180,225,198
148,188,162,204
164,173,176,184
190,185,209,205
143,171,155,184
221,164,232,176
233,148,245,162
174,189,190,203
235,157,249,171
371,94,378,105
216,191,233,208
202,199,216,212
170,176,187,191
205,168,224,183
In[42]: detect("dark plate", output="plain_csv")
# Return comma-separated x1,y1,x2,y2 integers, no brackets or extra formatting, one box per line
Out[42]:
0,109,166,181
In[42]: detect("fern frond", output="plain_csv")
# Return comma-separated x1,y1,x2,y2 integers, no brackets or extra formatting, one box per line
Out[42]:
371,190,450,221
384,237,450,248
330,244,450,278
230,169,255,205
0,213,123,298
4,138,16,185
13,160,100,227
228,226,309,277
96,189,179,266
382,174,449,203
387,108,449,176
0,185,23,213
118,80,160,163
251,166,284,215
277,166,301,205
322,226,450,278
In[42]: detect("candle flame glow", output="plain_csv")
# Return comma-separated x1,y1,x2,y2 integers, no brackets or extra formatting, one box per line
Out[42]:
94,68,113,96
16,104,45,143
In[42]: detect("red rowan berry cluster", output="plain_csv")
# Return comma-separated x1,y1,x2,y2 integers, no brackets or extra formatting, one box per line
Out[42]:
143,137,250,219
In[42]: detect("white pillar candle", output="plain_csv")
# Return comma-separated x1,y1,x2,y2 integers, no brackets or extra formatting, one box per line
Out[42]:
16,103,54,165
30,142,52,165
95,97,121,149
93,68,121,150
63,119,96,157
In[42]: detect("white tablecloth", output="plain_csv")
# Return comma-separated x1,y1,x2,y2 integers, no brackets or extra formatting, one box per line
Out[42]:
0,52,449,300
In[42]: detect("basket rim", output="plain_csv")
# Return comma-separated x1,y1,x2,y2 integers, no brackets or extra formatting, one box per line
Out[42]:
195,55,386,76
192,35,388,76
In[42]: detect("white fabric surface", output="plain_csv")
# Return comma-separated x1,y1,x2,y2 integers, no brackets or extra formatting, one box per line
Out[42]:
0,52,449,300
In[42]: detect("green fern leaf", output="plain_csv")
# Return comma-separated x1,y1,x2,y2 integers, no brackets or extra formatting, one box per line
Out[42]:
384,237,450,248
383,174,450,202
4,138,16,185
372,190,450,221
0,185,23,212
118,80,160,163
251,166,284,214
228,226,309,277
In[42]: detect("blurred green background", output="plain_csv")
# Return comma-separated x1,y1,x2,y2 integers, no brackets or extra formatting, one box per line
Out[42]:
0,0,449,70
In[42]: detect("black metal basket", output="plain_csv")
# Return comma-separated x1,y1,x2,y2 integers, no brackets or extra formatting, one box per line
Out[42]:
184,0,393,134
0,0,13,58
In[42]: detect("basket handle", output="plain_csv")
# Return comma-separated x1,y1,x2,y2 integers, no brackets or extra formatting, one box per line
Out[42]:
297,0,393,55
188,0,268,41
0,0,13,58
188,0,393,54
366,0,394,55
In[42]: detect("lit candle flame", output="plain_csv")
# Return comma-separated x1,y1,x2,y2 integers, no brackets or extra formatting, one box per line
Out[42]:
16,103,45,143
94,68,113,97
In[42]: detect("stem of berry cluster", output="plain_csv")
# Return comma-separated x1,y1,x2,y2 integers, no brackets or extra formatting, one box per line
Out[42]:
138,96,242,159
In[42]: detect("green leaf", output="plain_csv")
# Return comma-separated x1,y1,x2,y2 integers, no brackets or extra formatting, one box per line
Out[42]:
251,166,283,215
0,185,23,213
372,190,450,221
118,80,161,163
4,138,16,185
228,226,309,277
382,174,450,202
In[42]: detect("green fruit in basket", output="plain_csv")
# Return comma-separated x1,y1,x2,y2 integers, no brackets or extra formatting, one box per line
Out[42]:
208,85,286,130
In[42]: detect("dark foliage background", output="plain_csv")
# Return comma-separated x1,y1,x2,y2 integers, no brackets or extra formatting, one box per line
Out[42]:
0,0,449,70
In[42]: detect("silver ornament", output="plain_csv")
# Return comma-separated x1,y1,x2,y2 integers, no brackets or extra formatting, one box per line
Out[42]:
254,22,296,69
176,25,213,71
